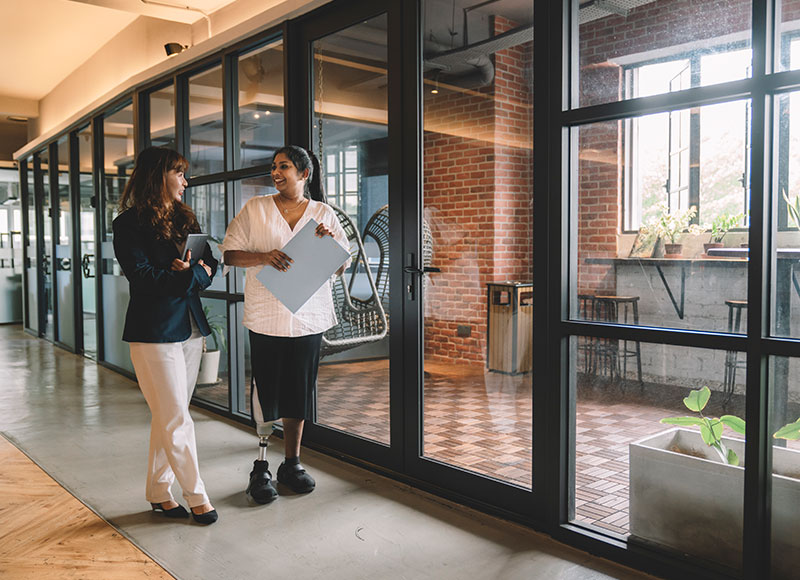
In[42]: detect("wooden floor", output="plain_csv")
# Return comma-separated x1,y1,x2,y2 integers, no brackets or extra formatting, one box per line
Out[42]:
0,436,171,579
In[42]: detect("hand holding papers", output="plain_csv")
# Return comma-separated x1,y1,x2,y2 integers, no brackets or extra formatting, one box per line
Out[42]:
256,219,350,313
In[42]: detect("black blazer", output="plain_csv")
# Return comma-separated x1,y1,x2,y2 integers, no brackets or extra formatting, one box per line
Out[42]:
112,209,218,343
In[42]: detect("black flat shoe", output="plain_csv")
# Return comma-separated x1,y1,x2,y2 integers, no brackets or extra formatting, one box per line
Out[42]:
277,461,315,494
246,460,278,504
191,508,218,525
150,502,189,519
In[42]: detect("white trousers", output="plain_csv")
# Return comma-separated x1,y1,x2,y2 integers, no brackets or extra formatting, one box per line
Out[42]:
129,337,209,508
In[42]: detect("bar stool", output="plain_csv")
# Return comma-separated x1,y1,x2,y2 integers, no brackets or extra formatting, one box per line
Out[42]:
577,294,596,374
723,300,747,405
593,295,644,388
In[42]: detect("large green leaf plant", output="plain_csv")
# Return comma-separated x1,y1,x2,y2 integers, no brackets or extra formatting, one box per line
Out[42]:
661,386,746,465
661,386,800,466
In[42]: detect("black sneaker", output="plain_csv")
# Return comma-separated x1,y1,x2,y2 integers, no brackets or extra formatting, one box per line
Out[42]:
246,460,278,504
277,461,316,494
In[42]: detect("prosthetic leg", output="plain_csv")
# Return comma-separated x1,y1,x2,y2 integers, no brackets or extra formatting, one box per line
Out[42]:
245,379,278,504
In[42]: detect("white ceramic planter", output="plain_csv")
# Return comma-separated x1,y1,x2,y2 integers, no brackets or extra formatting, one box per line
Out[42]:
197,350,220,385
629,428,800,579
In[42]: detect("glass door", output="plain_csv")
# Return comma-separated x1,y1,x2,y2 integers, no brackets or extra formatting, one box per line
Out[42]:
54,136,75,350
39,147,54,342
23,158,38,334
300,0,399,469
411,0,535,512
101,103,134,373
78,125,97,358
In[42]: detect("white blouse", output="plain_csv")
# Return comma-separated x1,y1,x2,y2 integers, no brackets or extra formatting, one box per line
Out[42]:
220,195,350,337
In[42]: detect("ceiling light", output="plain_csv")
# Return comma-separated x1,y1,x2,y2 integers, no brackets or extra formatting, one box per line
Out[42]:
253,113,261,119
164,43,188,57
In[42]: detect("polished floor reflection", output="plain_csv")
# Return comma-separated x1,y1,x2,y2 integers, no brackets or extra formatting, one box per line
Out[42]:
0,325,655,580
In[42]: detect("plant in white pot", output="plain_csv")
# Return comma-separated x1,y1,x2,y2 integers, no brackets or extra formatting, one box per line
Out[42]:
197,305,226,386
629,387,800,578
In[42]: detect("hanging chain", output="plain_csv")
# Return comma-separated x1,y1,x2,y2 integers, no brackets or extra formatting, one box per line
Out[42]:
316,45,324,173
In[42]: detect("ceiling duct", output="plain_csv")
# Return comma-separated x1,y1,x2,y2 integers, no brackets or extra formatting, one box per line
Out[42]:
579,0,657,25
424,24,533,89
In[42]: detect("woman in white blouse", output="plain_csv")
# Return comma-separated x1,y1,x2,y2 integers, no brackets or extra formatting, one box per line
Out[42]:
221,146,348,504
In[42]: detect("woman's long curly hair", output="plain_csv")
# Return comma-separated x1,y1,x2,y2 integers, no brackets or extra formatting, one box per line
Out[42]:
118,147,199,242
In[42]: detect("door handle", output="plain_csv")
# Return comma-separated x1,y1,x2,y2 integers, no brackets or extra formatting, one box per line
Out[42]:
403,266,441,275
82,253,94,278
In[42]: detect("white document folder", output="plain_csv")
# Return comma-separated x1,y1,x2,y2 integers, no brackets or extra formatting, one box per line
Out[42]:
255,219,350,313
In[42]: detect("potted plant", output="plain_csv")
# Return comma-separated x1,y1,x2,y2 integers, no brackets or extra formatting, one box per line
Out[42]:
702,212,746,255
197,305,227,386
650,204,697,257
629,386,800,578
782,190,800,230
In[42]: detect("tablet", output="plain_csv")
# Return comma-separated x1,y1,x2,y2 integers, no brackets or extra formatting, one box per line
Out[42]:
181,233,208,263
256,219,350,313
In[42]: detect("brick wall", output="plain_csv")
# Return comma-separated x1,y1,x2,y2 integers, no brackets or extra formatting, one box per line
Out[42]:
423,15,533,365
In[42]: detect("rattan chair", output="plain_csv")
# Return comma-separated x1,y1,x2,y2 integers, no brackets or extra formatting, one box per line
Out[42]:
362,204,433,322
320,204,388,357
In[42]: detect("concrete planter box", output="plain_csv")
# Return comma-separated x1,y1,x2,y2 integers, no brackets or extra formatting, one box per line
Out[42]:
629,428,800,578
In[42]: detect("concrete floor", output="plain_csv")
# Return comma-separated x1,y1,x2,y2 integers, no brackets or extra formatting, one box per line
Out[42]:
0,325,657,580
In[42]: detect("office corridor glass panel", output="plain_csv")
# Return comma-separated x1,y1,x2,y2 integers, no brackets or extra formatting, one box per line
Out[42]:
149,84,175,150
420,0,534,487
769,355,800,580
24,158,37,333
40,148,53,342
78,125,97,358
311,14,390,445
0,168,22,325
102,104,134,373
55,136,75,349
572,107,750,334
237,39,284,169
189,64,224,177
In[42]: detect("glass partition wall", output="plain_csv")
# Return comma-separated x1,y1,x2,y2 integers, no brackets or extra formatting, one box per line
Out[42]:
15,1,800,577
101,103,134,373
565,0,799,577
420,0,534,488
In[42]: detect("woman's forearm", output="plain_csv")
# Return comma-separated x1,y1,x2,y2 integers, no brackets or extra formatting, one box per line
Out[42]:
224,250,267,267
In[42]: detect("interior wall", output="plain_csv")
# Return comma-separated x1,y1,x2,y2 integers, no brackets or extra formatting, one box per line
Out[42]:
23,0,326,155
35,16,192,139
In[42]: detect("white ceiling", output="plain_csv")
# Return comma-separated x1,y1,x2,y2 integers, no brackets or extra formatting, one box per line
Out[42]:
0,0,237,102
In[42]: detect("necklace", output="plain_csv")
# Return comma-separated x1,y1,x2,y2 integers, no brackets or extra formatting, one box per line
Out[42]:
276,195,306,214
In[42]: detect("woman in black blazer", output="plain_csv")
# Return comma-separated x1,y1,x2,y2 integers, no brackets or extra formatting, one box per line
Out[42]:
112,146,219,525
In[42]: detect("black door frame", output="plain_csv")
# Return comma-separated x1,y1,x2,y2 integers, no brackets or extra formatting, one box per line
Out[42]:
291,0,537,519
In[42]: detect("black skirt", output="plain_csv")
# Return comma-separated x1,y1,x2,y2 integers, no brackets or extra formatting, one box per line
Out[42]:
249,331,322,422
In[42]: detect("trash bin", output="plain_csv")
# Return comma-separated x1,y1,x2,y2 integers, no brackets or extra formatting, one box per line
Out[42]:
486,282,533,374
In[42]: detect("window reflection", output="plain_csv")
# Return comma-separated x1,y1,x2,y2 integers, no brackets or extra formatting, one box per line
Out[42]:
578,0,752,107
